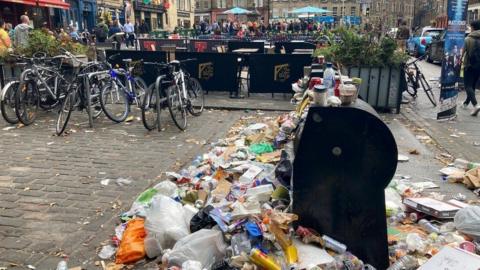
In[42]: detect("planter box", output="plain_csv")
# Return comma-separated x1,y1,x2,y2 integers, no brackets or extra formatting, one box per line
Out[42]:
342,65,406,113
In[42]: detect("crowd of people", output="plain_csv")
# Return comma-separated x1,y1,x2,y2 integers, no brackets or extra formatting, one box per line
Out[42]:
192,19,333,38
0,15,94,55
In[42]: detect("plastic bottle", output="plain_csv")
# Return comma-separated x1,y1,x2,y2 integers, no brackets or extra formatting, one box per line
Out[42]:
323,62,336,96
249,249,281,270
322,235,347,254
386,255,418,270
56,260,68,270
418,219,440,234
388,212,406,225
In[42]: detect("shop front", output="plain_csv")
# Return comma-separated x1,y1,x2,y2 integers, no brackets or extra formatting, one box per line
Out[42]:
177,10,192,28
0,0,70,29
134,0,166,30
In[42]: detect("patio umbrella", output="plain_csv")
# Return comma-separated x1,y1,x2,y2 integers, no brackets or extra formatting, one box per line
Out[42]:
291,6,331,22
291,6,331,14
223,7,253,14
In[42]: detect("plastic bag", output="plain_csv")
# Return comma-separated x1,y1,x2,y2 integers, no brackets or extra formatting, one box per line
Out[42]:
454,206,480,239
275,150,292,188
182,260,202,270
167,229,227,269
190,205,216,233
115,218,147,264
385,187,404,217
154,180,179,199
144,195,189,252
249,143,274,155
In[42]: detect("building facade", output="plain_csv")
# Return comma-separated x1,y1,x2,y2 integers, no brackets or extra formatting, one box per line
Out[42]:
468,0,480,24
133,0,167,31
272,0,360,22
175,0,195,28
366,0,414,31
194,0,268,25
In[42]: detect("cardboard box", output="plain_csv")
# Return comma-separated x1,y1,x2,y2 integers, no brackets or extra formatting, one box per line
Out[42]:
403,197,460,219
418,246,480,270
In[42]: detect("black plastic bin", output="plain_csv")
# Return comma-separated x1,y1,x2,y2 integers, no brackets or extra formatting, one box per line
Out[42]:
292,100,398,269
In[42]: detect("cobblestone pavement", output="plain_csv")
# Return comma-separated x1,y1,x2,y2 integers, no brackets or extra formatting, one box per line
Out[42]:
0,107,258,269
401,60,480,162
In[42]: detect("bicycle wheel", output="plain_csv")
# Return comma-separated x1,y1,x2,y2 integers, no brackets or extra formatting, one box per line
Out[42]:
141,84,159,131
405,73,418,97
186,78,204,116
15,79,39,126
56,89,75,136
100,81,129,123
133,77,147,108
167,85,187,131
1,81,20,124
419,73,437,107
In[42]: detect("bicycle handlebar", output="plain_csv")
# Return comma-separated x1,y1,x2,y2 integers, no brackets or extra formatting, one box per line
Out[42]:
406,54,426,66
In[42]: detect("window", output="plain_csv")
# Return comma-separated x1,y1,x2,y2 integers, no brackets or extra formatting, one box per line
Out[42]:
204,0,211,9
180,0,184,10
255,0,263,7
176,0,180,8
332,7,337,16
195,0,199,9
218,0,226,8
351,6,356,15
322,7,327,16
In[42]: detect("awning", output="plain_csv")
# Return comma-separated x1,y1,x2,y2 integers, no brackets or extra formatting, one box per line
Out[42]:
37,0,70,9
0,0,37,6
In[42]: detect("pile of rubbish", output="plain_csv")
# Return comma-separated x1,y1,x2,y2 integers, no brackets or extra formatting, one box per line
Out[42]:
96,111,378,269
385,173,480,268
439,158,480,195
93,100,480,269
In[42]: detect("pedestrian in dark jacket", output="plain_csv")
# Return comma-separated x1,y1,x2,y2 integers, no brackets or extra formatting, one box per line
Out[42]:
139,19,149,38
462,20,480,116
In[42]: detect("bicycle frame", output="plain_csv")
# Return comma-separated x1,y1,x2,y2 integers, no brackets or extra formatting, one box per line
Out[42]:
108,68,141,106
20,64,64,100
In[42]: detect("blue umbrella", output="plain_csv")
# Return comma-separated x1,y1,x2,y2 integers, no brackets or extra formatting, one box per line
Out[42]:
223,7,253,14
291,6,331,14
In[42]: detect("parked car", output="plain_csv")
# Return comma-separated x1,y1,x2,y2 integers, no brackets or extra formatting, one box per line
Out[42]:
425,30,446,63
407,27,444,56
426,29,471,64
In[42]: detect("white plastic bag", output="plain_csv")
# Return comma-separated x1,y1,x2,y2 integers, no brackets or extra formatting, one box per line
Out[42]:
182,260,203,270
154,180,179,198
167,229,227,269
144,195,189,252
454,206,480,239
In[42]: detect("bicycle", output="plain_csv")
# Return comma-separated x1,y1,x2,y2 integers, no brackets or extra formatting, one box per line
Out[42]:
14,51,76,125
404,56,437,107
99,58,147,123
55,59,112,135
141,59,204,131
165,59,205,130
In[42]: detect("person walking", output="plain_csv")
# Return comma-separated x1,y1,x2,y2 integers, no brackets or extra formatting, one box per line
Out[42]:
0,18,12,55
95,19,109,43
396,21,410,52
14,15,31,48
462,20,480,116
139,19,149,38
124,19,135,48
109,19,123,50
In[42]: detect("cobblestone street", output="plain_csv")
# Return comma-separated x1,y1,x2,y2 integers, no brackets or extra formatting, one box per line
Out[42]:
0,108,254,269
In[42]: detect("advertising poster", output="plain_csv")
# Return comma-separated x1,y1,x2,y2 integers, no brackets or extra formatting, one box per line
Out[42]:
437,0,468,120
